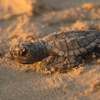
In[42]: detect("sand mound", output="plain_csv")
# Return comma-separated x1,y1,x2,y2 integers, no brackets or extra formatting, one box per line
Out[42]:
0,0,45,16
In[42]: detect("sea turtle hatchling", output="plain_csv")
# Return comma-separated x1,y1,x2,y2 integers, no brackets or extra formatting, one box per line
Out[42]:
7,30,100,73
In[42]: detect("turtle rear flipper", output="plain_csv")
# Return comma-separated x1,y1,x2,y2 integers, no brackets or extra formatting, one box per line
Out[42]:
40,56,83,74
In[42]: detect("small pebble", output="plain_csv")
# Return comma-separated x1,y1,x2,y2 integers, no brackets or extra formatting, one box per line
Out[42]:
90,80,100,88
97,59,100,64
51,67,55,72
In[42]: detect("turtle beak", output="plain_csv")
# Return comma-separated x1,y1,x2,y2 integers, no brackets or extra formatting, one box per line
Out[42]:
5,52,14,60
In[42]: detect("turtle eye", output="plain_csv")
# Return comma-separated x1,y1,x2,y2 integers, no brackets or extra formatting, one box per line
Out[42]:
20,48,28,56
14,53,17,56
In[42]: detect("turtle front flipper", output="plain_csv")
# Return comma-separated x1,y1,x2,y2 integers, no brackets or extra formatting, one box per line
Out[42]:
40,56,83,74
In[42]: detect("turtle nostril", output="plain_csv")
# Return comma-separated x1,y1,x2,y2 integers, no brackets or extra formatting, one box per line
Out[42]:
20,48,28,56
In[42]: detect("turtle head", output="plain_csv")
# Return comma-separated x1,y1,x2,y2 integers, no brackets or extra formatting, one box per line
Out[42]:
8,42,38,64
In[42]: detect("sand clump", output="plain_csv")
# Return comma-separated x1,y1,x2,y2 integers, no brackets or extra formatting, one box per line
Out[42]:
0,0,100,100
0,0,45,17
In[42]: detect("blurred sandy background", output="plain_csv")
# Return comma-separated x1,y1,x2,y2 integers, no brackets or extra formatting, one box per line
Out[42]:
0,0,100,100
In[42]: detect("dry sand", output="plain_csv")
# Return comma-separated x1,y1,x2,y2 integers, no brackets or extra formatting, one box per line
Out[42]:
0,0,100,100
